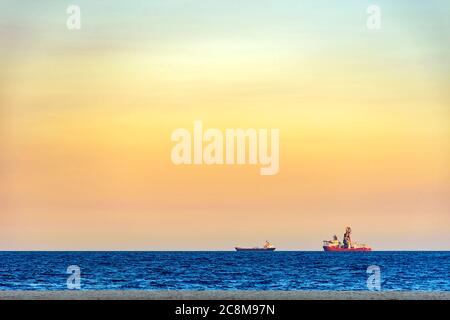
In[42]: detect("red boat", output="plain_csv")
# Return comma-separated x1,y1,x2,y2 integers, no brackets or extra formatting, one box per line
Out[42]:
323,227,372,252
323,245,372,252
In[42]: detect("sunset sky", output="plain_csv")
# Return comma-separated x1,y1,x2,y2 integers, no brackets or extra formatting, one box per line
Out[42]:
0,0,449,250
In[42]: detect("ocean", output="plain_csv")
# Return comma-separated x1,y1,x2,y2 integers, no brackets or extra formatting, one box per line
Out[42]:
0,251,449,291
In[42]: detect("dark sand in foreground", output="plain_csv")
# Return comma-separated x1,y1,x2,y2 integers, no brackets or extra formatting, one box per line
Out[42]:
0,291,449,300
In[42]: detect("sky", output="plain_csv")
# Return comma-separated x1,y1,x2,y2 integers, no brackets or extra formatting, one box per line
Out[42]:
0,0,449,250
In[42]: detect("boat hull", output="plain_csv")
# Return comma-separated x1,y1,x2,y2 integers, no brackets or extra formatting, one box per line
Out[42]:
323,246,371,252
235,247,276,251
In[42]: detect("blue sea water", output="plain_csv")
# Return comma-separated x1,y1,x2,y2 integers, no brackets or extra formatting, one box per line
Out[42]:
0,251,449,291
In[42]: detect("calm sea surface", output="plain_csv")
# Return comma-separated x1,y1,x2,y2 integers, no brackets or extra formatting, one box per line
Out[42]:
0,251,449,291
